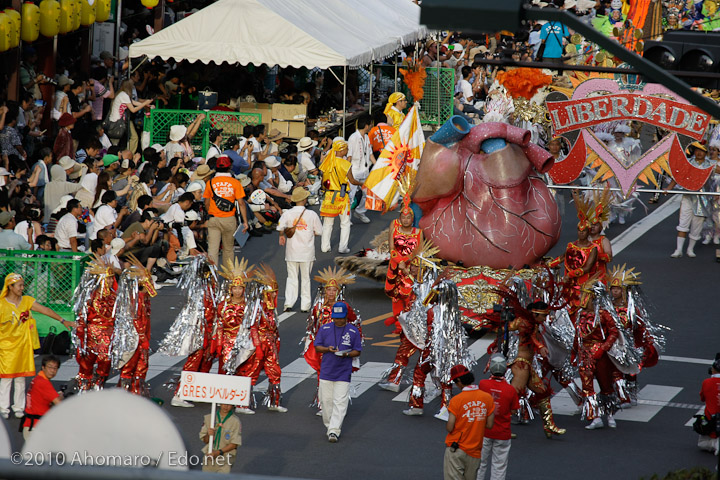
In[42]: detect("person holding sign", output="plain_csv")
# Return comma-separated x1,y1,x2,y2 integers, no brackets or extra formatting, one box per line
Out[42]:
199,403,242,474
314,301,362,443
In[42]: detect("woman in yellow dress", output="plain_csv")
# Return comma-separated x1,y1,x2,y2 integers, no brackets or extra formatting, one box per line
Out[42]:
0,273,74,419
384,92,407,129
319,139,362,254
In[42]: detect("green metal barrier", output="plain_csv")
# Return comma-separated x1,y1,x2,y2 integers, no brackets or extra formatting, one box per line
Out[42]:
0,249,88,336
403,67,456,126
144,109,262,158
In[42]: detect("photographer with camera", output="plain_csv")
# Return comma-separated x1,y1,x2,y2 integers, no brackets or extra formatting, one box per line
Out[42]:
697,356,720,456
444,365,495,480
121,208,168,274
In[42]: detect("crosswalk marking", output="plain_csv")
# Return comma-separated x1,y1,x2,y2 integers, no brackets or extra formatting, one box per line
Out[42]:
613,385,682,422
687,408,705,427
255,358,316,394
660,355,714,365
350,362,393,398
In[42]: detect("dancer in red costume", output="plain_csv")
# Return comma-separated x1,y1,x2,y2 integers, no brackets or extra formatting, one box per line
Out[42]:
575,277,621,430
75,257,117,391
171,258,219,408
303,267,359,373
217,258,254,375
549,202,597,316
117,256,157,396
380,176,424,393
584,189,613,282
237,264,287,412
608,264,662,407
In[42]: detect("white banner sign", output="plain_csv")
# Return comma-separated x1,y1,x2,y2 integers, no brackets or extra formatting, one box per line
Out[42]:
178,371,251,406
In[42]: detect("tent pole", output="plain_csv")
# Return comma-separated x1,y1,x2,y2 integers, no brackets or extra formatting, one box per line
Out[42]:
115,0,122,86
368,65,373,116
394,56,398,92
342,65,347,138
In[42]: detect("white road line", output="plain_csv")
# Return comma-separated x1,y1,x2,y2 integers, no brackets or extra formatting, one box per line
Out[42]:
255,357,316,394
613,385,682,422
660,355,714,365
350,362,393,398
611,196,680,255
278,311,296,324
686,408,705,427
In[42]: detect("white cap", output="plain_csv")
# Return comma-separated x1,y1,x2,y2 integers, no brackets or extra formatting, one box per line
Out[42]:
58,156,79,171
186,181,204,193
52,195,75,214
151,144,164,153
184,210,200,222
110,238,125,256
264,156,280,168
452,43,464,53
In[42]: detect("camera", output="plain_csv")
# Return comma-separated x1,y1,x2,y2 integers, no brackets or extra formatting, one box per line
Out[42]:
450,441,459,452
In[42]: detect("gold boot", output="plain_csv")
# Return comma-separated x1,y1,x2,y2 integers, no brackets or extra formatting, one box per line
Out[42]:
538,398,566,439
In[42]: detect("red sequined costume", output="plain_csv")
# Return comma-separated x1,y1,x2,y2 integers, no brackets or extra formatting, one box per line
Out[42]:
120,290,152,395
576,308,620,419
384,219,422,325
406,309,452,411
180,284,218,375
217,300,246,375
559,242,597,315
590,236,611,282
76,276,117,391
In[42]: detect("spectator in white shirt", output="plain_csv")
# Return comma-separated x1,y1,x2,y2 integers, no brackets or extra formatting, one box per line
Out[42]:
347,115,375,224
55,199,83,251
161,192,198,257
277,188,323,312
456,66,483,117
296,137,319,182
102,237,125,275
205,127,224,161
92,190,129,240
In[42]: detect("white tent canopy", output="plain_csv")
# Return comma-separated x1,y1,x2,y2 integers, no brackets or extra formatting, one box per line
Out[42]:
129,0,427,69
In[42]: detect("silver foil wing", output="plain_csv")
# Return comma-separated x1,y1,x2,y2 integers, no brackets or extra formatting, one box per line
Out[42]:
542,308,575,368
224,325,256,374
109,273,140,370
607,328,641,375
157,294,205,356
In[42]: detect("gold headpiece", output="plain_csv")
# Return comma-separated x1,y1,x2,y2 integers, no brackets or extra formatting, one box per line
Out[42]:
314,266,355,290
409,238,441,269
608,264,642,288
220,257,254,287
397,170,416,217
125,253,157,297
255,263,278,292
0,273,23,299
572,190,592,231
589,186,612,225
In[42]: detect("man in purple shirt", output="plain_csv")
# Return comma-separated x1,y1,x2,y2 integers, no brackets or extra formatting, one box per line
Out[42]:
314,301,362,443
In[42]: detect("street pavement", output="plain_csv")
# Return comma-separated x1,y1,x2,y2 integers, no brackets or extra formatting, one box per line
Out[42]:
12,189,720,479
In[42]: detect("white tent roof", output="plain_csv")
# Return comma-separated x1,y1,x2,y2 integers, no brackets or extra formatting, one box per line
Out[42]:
129,0,427,69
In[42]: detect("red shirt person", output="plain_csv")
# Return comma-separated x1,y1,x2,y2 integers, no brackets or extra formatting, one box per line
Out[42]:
477,354,520,480
22,356,63,439
698,358,720,454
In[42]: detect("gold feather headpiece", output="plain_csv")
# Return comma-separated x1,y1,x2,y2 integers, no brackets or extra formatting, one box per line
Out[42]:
314,266,355,289
220,257,254,287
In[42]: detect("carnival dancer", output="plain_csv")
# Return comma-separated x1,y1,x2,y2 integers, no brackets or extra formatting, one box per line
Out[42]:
667,141,719,258
111,255,157,396
73,256,117,391
303,267,360,378
236,264,287,412
486,280,567,438
575,277,621,429
384,92,407,129
549,204,597,316
1,273,73,419
319,139,362,254
217,258,254,376
702,139,720,246
168,255,222,407
379,239,435,393
608,264,664,407
384,175,423,329
581,188,613,281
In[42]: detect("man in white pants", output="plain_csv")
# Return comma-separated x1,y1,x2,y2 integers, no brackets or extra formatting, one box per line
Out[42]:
277,188,322,312
313,302,362,443
347,115,375,224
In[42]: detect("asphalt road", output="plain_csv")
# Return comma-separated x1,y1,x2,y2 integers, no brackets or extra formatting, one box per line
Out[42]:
9,189,720,480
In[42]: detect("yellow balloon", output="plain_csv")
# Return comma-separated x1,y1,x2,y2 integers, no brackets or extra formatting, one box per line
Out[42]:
39,0,60,37
59,0,73,33
70,0,80,30
95,0,110,22
0,12,12,51
4,8,20,48
79,0,95,26
21,2,41,43
140,0,159,8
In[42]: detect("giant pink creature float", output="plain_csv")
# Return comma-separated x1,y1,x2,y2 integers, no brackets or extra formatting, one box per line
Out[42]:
414,117,562,269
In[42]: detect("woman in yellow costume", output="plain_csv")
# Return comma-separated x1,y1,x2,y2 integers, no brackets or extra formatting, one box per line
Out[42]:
319,139,362,254
0,273,74,419
384,92,407,129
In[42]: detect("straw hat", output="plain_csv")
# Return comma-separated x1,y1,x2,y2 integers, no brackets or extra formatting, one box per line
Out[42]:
297,137,318,152
191,164,214,181
290,187,310,203
266,129,283,142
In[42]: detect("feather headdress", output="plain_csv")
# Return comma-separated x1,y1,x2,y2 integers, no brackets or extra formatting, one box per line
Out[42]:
220,257,254,287
314,266,355,289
